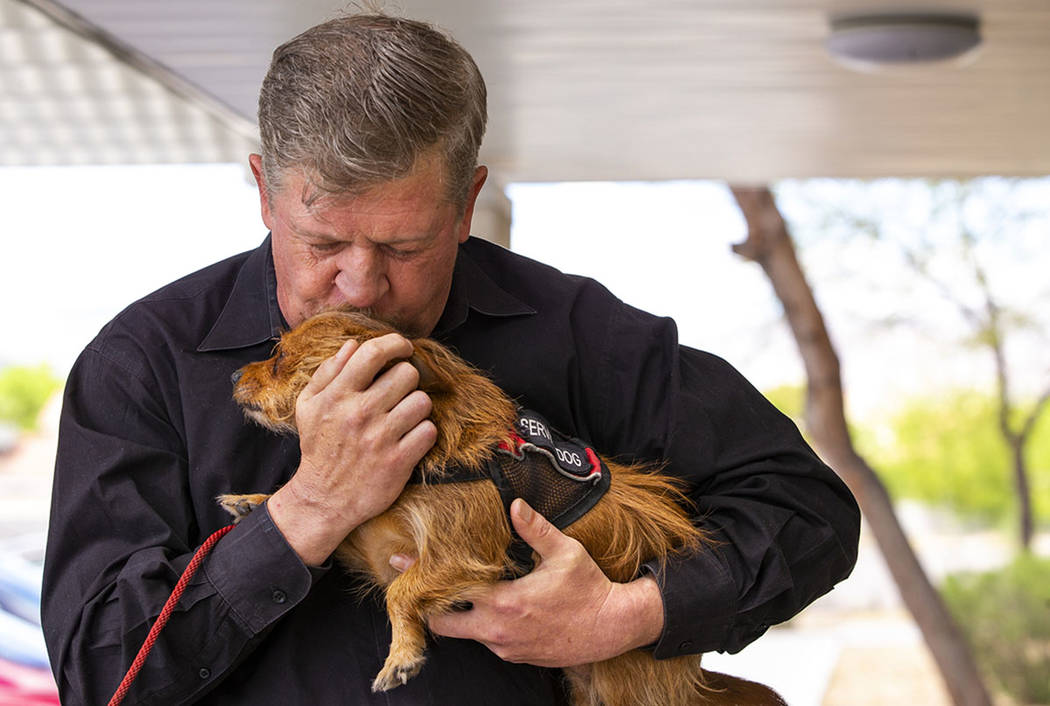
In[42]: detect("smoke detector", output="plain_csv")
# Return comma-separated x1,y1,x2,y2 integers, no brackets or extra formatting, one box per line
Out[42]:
826,10,981,70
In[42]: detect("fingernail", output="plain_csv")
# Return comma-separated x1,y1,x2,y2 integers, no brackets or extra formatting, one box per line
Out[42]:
515,499,534,524
389,554,411,573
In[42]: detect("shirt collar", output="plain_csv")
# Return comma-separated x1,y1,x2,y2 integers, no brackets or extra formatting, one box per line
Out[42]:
433,239,536,336
197,235,286,352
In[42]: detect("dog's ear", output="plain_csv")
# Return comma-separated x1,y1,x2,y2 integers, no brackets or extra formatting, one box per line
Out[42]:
406,336,517,471
409,339,457,392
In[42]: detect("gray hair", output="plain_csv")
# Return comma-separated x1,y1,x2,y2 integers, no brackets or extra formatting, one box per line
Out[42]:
257,13,487,208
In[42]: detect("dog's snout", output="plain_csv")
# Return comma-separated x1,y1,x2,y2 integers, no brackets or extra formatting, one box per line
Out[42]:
230,368,244,385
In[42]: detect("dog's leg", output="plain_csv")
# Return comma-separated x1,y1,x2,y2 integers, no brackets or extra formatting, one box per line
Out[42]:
369,551,506,692
371,566,431,692
216,493,271,523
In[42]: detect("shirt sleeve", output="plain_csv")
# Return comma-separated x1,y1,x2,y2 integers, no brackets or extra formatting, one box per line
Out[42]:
584,293,861,657
41,345,326,705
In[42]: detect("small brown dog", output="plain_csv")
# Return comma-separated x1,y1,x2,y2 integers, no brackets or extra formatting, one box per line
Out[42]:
220,309,786,706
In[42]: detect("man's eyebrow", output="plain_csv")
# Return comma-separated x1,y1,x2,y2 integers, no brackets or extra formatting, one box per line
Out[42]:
290,224,340,242
297,230,334,240
294,226,435,247
381,233,434,246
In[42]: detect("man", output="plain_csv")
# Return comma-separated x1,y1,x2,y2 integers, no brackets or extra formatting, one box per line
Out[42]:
42,13,860,705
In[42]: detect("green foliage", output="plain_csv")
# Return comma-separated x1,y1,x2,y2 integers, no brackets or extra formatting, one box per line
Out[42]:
0,364,62,431
857,390,1050,527
764,384,806,425
942,555,1050,704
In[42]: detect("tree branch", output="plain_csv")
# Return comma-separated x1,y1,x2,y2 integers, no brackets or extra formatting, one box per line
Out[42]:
729,184,993,706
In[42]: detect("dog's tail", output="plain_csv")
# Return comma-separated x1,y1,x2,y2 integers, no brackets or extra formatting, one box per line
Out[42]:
701,669,790,705
573,656,789,706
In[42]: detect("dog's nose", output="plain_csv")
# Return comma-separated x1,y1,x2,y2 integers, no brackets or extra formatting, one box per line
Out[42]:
230,369,244,385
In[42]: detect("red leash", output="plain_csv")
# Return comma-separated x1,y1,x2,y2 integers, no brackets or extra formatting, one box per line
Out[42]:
108,524,235,706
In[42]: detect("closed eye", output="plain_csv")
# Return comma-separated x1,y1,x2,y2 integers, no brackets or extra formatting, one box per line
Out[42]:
310,241,342,253
383,245,426,262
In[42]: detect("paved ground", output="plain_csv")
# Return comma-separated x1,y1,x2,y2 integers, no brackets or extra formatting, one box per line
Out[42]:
3,393,1047,705
696,510,1050,705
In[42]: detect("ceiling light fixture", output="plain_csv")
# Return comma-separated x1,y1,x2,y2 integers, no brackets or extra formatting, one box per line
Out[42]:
826,10,981,70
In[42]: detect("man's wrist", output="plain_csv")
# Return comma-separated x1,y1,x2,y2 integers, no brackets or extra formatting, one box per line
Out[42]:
267,478,356,566
606,574,665,653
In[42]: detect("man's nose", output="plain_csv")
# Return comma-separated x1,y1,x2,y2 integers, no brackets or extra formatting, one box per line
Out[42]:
334,246,389,308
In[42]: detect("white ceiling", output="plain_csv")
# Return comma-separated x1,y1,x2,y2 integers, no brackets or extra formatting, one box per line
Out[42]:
5,0,1050,181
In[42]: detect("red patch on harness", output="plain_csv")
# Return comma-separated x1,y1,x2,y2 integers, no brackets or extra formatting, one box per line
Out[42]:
497,412,604,483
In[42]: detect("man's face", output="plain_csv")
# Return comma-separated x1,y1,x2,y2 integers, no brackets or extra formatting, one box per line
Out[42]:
250,152,487,336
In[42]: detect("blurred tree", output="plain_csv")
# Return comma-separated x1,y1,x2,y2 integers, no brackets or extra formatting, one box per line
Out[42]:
777,178,1050,549
731,186,991,706
942,554,1050,704
863,391,1050,528
0,364,61,431
761,384,805,423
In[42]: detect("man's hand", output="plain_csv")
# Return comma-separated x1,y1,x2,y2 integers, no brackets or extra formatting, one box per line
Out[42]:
269,333,437,566
423,499,665,667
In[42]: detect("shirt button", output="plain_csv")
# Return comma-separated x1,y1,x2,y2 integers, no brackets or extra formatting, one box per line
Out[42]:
271,588,287,604
677,640,694,652
198,667,211,679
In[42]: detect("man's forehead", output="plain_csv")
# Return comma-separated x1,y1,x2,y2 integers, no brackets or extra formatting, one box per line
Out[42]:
271,182,453,250
278,147,452,207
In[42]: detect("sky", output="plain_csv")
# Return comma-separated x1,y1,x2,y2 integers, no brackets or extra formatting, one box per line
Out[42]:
2,164,1044,422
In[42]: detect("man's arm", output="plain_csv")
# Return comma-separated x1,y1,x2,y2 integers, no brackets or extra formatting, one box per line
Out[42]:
427,283,859,665
593,303,861,657
42,346,314,705
42,333,432,704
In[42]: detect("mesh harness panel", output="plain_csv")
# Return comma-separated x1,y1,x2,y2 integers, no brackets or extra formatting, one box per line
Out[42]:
409,409,610,575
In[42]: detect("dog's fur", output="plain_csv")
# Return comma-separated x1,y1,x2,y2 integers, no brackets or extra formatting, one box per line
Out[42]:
220,309,786,706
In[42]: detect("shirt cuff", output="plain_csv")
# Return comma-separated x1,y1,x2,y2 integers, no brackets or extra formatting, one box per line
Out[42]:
203,503,328,634
642,543,737,658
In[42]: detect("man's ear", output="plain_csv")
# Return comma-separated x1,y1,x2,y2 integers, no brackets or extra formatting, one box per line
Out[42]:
456,165,489,244
248,154,274,231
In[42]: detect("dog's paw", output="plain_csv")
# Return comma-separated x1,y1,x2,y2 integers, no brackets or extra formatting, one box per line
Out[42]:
216,493,270,523
371,654,426,692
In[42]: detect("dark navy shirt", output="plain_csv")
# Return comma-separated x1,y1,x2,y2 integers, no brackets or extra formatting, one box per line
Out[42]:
42,236,859,705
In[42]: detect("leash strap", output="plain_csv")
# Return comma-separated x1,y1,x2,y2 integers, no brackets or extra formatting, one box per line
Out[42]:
108,524,236,706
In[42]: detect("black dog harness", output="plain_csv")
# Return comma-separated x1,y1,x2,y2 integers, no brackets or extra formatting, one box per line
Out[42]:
409,409,611,575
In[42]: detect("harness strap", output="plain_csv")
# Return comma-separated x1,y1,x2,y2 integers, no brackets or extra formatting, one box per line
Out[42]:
409,408,611,577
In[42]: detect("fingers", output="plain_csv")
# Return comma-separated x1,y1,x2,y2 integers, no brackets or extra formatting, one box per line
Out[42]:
427,589,499,642
510,499,576,562
397,416,437,463
301,339,359,398
336,334,416,393
299,333,429,426
302,334,424,415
